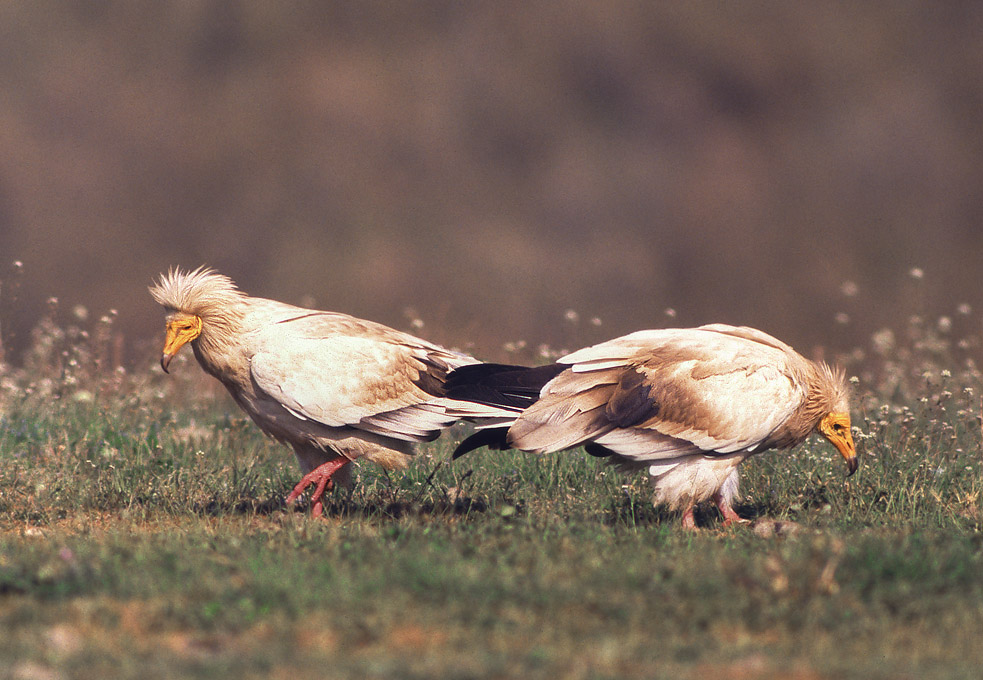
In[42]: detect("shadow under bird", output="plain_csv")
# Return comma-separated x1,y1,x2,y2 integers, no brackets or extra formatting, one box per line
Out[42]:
150,267,476,516
445,324,858,529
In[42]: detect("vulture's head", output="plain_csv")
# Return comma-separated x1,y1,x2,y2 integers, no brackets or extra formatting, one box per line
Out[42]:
813,363,858,475
149,267,245,372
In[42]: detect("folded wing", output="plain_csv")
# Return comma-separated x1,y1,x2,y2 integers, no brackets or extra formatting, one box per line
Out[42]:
509,326,808,460
250,312,474,443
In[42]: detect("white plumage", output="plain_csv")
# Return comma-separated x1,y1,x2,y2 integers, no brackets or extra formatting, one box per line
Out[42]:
150,267,475,515
446,324,858,528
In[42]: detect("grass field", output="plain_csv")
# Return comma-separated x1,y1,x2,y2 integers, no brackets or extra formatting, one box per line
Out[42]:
1,309,982,679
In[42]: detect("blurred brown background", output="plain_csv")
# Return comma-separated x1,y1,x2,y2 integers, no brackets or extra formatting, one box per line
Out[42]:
0,1,980,364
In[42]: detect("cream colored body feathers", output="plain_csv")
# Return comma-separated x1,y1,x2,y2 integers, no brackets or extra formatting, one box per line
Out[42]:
448,324,856,524
151,268,475,486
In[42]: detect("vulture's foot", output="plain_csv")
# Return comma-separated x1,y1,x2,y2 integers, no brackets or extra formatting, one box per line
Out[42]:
287,457,351,517
714,493,750,528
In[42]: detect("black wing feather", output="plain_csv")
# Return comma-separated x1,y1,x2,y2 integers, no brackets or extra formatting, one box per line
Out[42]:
452,428,512,459
584,442,616,458
444,363,566,409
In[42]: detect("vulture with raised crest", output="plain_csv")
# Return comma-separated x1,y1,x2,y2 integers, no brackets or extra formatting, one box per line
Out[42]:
150,267,476,516
446,324,858,528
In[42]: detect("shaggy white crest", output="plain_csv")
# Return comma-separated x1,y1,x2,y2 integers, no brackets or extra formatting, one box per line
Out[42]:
819,362,851,414
149,266,245,318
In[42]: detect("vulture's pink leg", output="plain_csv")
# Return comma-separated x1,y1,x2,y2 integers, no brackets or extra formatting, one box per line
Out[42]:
714,493,748,528
681,505,698,530
286,457,351,517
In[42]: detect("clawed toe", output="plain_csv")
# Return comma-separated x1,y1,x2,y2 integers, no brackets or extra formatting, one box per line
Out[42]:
286,457,350,516
720,516,751,528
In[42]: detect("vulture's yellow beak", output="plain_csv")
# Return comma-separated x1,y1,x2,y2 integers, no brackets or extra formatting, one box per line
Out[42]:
160,313,202,373
818,412,858,476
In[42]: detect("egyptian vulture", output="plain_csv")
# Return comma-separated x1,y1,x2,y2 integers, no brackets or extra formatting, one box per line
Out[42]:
150,267,476,516
445,324,858,528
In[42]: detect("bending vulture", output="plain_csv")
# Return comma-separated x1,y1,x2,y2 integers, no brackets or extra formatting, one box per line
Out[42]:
445,324,858,528
150,267,475,516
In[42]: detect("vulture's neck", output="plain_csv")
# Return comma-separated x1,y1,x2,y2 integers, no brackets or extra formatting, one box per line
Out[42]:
192,305,249,383
764,361,840,450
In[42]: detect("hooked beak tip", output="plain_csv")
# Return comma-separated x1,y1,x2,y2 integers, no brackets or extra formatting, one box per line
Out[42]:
845,455,859,477
160,353,173,373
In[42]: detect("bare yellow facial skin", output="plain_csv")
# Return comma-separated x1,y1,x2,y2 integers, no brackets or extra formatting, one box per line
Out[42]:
818,411,858,476
160,313,202,373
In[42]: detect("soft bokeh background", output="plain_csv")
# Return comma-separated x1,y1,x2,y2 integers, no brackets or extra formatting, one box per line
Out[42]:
1,1,980,364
